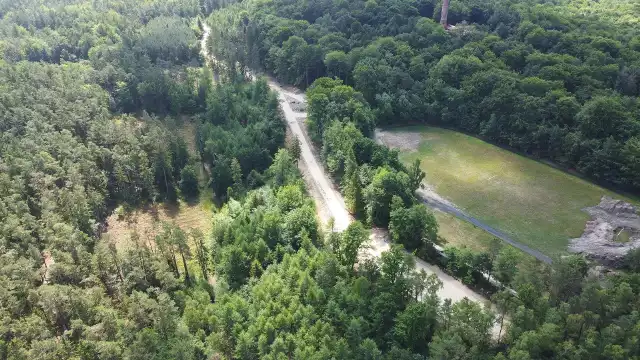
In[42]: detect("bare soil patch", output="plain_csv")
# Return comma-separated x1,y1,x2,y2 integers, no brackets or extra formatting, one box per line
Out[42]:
374,129,423,152
285,94,306,112
569,196,640,267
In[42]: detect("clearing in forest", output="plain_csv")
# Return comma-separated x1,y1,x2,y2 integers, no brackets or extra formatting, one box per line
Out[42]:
434,212,497,252
378,126,636,257
103,198,213,250
102,117,215,249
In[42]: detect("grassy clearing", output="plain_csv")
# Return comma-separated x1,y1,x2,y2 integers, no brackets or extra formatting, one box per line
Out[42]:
104,201,213,250
179,117,199,156
434,212,497,252
103,200,215,284
434,211,540,266
179,118,211,186
105,117,214,249
392,126,636,257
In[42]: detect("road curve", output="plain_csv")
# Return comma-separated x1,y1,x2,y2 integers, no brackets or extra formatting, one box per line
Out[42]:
199,23,491,306
272,87,490,305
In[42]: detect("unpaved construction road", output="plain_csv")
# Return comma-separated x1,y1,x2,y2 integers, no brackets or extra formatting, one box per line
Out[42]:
200,24,490,306
270,83,352,232
375,130,552,265
418,190,552,264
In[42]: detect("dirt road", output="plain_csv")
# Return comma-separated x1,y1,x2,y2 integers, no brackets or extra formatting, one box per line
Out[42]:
272,84,490,304
418,189,553,264
200,23,490,306
269,81,352,232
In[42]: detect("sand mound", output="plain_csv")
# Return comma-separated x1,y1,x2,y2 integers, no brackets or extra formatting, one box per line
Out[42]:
569,196,640,267
285,94,306,112
374,129,422,152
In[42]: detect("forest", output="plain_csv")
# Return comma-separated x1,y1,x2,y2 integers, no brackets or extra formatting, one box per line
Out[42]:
207,0,640,193
2,0,640,359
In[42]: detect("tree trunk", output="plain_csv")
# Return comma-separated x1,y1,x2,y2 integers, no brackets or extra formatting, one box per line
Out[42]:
198,255,207,281
163,166,169,195
440,0,450,29
197,241,208,280
181,250,191,284
41,253,48,284
95,260,114,296
305,66,309,88
135,240,149,282
577,321,584,342
171,251,180,277
109,245,125,283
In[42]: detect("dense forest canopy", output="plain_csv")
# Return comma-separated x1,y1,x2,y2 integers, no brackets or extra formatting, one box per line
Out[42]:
208,0,640,193
3,0,640,359
0,0,293,357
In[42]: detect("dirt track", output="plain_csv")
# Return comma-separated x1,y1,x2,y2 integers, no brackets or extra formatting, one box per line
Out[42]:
265,81,490,306
268,82,352,232
200,24,492,307
375,129,552,264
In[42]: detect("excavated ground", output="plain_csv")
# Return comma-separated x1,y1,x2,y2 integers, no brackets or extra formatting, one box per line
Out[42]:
569,196,640,267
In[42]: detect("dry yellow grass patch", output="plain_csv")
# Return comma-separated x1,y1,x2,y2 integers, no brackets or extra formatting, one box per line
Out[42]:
103,202,212,250
179,117,199,156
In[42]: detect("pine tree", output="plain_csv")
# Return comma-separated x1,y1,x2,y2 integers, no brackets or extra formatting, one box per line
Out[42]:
230,158,243,198
343,154,363,217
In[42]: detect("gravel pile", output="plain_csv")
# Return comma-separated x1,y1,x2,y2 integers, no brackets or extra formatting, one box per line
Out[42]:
569,196,640,267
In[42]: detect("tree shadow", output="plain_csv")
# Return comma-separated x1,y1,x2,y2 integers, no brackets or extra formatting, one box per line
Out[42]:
183,194,201,207
161,201,181,219
141,203,160,222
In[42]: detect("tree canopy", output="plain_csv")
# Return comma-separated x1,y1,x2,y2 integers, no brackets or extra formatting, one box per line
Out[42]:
4,0,640,359
208,0,640,193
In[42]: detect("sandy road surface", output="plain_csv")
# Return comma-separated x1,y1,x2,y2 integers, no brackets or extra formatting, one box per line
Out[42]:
200,24,491,307
269,81,352,232
268,84,491,305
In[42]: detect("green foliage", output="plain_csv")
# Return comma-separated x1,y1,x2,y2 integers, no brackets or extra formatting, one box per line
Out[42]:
197,80,285,197
343,154,365,216
139,16,197,64
322,121,361,179
6,1,640,359
179,163,200,198
208,0,640,194
407,159,425,193
392,302,438,355
364,167,415,227
288,137,302,163
308,77,376,141
389,204,438,252
334,221,369,271
492,246,522,287
0,1,289,358
267,148,301,187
